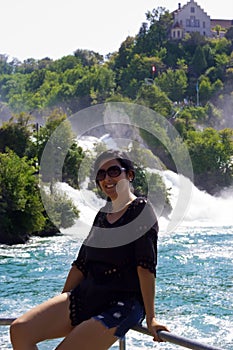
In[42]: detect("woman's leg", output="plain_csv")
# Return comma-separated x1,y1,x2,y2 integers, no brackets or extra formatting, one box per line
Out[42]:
10,292,73,350
56,318,119,350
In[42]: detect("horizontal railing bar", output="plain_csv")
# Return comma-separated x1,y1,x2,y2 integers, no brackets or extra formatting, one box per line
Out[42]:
0,318,15,325
132,325,224,350
0,318,225,350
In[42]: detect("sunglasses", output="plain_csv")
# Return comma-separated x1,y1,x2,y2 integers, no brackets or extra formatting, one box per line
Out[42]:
96,165,126,181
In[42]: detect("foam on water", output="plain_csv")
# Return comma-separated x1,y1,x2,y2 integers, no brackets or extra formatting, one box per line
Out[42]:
149,169,233,230
58,170,233,238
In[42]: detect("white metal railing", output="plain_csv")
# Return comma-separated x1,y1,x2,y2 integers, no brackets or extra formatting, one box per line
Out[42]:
0,318,225,350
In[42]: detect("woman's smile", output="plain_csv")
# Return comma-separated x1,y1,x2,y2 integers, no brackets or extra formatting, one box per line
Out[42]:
105,183,116,188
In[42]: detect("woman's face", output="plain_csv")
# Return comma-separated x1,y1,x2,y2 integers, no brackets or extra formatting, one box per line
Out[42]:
96,158,131,201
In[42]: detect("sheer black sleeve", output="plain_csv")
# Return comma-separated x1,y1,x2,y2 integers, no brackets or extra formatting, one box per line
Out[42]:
72,244,88,277
134,199,158,276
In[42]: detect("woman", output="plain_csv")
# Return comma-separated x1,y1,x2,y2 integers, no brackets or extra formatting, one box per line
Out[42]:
10,150,169,350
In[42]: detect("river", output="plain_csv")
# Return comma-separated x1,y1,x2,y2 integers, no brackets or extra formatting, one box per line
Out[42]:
1,171,232,349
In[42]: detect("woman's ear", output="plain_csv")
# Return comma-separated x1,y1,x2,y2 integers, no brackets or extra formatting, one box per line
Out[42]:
128,170,135,182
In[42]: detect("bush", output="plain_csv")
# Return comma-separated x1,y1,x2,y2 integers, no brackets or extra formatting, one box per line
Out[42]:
0,150,45,244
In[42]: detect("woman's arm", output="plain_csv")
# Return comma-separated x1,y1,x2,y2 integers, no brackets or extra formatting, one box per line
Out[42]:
62,266,84,293
137,266,169,342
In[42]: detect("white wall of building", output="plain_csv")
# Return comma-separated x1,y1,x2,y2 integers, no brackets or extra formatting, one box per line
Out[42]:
173,0,211,38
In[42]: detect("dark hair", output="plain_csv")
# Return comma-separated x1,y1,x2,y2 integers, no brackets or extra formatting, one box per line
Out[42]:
94,149,135,187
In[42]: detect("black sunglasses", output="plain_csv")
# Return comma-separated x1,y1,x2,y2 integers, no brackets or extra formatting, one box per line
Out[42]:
96,165,126,181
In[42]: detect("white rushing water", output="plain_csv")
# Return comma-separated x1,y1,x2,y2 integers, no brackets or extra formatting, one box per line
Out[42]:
161,170,233,228
59,168,233,240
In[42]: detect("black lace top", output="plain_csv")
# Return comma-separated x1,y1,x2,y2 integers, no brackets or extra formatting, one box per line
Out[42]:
70,197,158,325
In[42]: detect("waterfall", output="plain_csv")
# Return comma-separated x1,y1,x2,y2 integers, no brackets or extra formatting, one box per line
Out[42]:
59,135,233,237
161,170,233,227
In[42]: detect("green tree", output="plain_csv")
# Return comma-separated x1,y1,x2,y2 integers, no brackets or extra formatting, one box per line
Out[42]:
35,109,87,191
174,110,196,137
0,151,45,244
0,54,13,74
0,113,33,157
0,73,27,103
199,76,223,104
155,68,188,101
90,66,116,104
135,83,173,116
117,54,163,98
146,7,173,51
15,58,38,74
148,172,172,217
190,45,208,77
74,49,104,66
186,128,233,190
36,110,76,182
49,55,80,73
25,69,46,92
164,41,186,68
130,96,174,170
211,37,231,55
134,7,173,54
39,187,80,232
113,36,135,70
218,128,233,184
127,145,172,216
63,64,86,85
199,77,213,102
35,109,70,160
62,143,85,188
225,26,233,42
183,32,207,58
213,25,222,38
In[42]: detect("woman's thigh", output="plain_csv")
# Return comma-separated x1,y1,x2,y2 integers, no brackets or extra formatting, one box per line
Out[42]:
10,292,73,345
56,318,118,350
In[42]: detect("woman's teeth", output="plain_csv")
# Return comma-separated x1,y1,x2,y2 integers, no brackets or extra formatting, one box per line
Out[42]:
105,184,115,188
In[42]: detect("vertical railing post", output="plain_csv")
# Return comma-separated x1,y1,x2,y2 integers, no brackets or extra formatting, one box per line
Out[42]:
119,337,126,350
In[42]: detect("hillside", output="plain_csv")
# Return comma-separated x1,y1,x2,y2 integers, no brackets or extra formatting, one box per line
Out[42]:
0,6,232,194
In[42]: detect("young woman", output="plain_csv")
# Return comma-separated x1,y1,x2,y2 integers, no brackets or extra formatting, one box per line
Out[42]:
10,150,169,350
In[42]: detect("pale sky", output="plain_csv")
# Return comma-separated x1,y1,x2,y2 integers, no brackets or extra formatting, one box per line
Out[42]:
0,0,232,61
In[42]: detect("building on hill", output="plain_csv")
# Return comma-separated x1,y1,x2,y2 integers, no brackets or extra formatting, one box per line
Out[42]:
171,0,233,39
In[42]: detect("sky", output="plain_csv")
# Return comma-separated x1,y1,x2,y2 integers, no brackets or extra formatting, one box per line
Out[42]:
0,0,232,62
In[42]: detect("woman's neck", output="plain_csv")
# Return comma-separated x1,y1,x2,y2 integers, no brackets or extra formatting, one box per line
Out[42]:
110,192,136,213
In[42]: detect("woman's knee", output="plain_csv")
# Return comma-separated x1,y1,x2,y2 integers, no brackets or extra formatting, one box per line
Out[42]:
10,318,29,343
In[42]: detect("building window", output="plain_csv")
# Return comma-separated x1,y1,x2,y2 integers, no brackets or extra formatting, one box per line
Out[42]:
178,30,180,38
190,16,195,27
187,16,199,27
203,21,206,28
191,7,195,13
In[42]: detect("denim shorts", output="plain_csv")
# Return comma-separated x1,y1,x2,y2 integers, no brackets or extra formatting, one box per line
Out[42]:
93,298,144,338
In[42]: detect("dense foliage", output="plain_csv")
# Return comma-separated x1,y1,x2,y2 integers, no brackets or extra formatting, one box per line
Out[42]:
0,150,45,244
0,113,83,244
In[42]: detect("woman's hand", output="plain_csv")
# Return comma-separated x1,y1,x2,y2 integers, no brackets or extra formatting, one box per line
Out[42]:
146,316,170,342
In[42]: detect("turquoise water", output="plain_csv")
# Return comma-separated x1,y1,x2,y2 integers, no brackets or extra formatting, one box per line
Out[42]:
1,226,232,349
